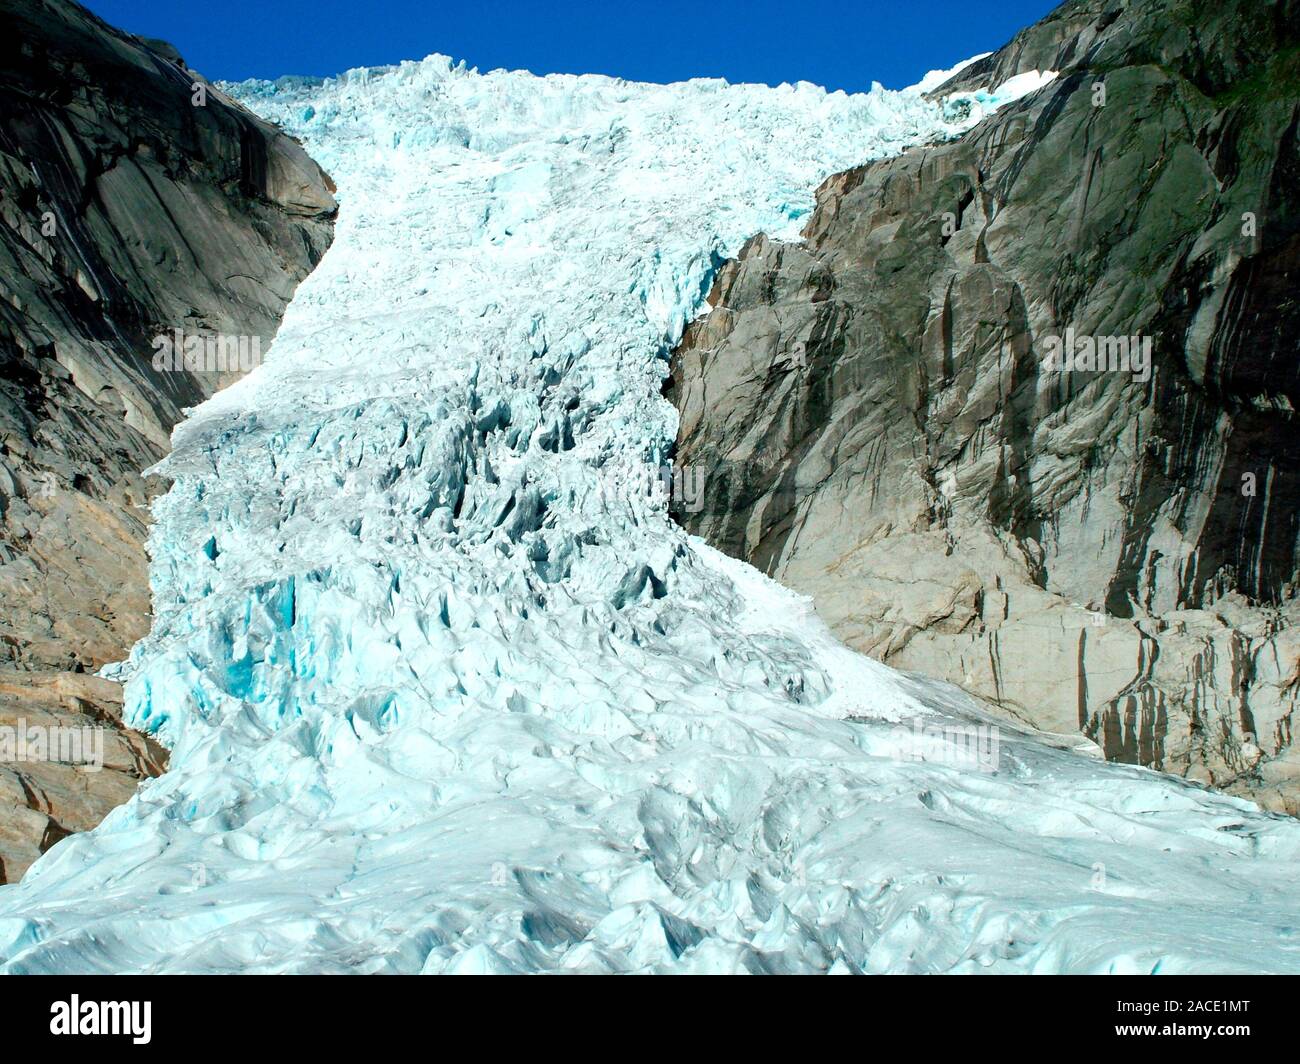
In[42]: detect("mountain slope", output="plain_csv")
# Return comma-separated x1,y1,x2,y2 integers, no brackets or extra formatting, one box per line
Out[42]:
669,0,1300,810
0,47,1297,974
0,0,335,880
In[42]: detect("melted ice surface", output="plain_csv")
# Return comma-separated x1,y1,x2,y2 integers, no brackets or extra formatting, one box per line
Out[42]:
2,57,1298,974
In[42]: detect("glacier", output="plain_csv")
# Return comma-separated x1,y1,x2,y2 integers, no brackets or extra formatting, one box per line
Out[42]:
2,55,1300,974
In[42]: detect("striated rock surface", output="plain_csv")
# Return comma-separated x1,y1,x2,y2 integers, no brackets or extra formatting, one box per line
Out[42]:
669,0,1300,811
0,0,335,880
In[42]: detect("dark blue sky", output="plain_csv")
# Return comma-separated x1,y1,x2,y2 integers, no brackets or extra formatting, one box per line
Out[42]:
82,0,1059,93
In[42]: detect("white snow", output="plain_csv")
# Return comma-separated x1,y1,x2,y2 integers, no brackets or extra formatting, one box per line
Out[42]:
906,52,991,93
1,55,1297,974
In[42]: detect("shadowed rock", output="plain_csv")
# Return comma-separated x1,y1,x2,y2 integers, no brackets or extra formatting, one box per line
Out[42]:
0,0,336,880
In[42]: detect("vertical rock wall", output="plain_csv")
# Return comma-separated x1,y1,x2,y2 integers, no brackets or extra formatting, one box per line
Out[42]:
669,0,1300,811
0,0,336,879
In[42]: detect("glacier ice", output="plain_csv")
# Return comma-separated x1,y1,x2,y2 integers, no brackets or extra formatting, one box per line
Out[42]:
1,56,1299,974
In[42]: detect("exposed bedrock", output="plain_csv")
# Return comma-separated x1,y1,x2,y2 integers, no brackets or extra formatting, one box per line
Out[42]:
668,0,1300,811
0,0,336,879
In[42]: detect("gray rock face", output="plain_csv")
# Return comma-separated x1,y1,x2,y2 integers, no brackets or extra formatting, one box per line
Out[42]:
668,0,1300,811
0,0,336,880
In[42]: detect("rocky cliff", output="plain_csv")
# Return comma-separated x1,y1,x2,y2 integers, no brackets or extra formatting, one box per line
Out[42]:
669,0,1300,811
0,0,335,879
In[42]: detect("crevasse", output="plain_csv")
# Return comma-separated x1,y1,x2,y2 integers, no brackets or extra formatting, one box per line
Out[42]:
1,56,1298,974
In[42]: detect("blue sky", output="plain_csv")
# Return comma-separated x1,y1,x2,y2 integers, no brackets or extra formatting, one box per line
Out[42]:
82,0,1059,93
